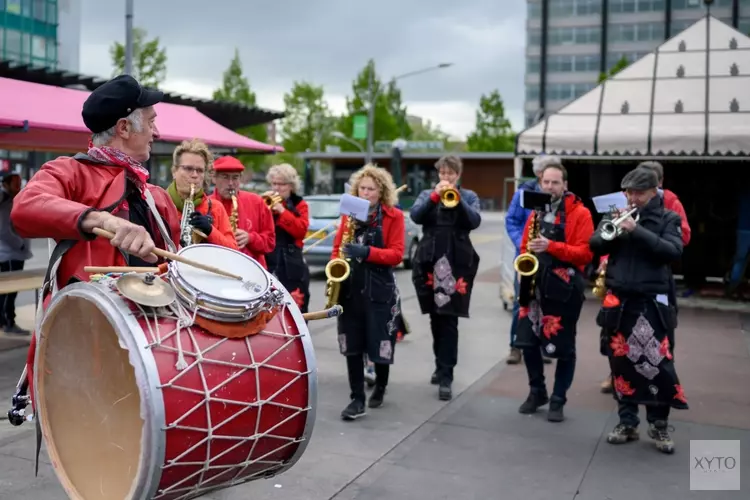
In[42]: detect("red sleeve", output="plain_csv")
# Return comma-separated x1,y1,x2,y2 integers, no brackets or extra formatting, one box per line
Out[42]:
519,213,533,254
547,206,595,268
331,216,347,259
670,198,691,246
206,201,239,250
11,160,92,240
247,198,276,254
367,210,405,267
277,200,309,241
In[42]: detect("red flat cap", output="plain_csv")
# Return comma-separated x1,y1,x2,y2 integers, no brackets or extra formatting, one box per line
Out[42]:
213,156,245,173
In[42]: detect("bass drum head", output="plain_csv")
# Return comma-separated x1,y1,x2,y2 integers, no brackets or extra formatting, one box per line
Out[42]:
171,245,270,304
34,283,164,500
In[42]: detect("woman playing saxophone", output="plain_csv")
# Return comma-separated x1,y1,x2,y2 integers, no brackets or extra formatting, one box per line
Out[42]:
168,139,237,250
332,165,405,421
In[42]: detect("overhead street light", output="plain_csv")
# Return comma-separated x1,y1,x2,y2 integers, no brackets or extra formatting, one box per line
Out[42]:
365,62,454,164
331,131,366,153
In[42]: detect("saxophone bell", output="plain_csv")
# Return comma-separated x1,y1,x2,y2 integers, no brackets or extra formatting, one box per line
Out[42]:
323,216,354,308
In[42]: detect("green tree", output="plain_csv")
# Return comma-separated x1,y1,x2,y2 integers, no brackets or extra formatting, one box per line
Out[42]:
212,49,269,170
466,90,515,152
336,59,411,152
278,81,335,170
599,56,630,83
110,28,168,88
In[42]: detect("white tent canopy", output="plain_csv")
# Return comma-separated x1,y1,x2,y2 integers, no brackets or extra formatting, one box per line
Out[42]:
516,15,750,159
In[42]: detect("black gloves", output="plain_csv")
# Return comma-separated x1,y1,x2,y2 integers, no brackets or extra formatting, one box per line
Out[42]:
189,211,213,236
343,243,370,260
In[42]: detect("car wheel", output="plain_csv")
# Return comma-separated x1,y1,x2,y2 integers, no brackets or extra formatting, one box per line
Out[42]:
404,239,418,269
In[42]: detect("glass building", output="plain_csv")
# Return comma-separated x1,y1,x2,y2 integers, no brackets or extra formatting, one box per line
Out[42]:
525,0,750,126
0,0,59,69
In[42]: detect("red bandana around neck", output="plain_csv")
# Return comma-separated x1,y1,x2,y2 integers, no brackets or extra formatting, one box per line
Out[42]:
86,140,150,197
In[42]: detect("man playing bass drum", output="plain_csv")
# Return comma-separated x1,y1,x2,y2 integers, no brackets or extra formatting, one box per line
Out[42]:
332,165,405,421
264,163,311,313
589,167,687,455
411,155,481,401
514,159,594,422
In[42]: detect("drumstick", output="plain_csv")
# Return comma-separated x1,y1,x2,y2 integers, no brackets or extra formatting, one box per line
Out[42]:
92,228,243,281
84,266,161,274
302,304,343,321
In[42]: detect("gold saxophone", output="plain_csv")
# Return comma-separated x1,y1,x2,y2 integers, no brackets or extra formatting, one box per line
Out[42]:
324,216,354,309
229,189,239,232
514,211,540,307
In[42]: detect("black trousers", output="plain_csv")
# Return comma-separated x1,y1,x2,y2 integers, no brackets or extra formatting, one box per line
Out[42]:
430,312,459,384
524,346,576,404
0,260,24,327
347,355,389,402
618,402,670,427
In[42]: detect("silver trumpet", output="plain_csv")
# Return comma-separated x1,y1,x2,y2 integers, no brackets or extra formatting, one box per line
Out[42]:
600,206,638,241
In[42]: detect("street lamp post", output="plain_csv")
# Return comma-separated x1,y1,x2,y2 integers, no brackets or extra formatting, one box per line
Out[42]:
332,131,365,153
364,62,453,164
124,0,134,75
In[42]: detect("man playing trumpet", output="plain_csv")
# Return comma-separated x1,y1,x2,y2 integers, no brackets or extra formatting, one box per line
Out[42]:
209,156,275,268
264,163,311,313
515,159,594,422
168,139,237,250
589,167,687,454
411,155,481,401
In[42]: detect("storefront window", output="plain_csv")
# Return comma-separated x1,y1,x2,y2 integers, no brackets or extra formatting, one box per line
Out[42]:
6,0,21,15
46,0,57,24
5,29,21,56
31,35,45,58
33,0,45,21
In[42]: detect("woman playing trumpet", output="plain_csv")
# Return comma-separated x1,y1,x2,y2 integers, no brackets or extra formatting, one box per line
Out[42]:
264,163,311,313
168,139,237,250
333,164,405,420
410,155,481,401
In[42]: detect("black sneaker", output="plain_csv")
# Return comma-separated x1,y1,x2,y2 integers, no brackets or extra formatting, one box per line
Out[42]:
647,421,675,454
518,391,549,414
4,325,30,336
430,370,439,385
341,399,366,421
547,398,565,422
438,382,452,401
369,386,386,408
607,424,640,444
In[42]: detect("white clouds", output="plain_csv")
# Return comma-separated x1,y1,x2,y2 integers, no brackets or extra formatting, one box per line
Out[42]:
79,0,527,139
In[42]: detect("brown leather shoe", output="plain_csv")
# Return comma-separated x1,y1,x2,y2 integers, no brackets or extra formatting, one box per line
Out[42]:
506,348,522,365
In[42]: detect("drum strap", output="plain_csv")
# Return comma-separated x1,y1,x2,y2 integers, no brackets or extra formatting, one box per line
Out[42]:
144,189,177,253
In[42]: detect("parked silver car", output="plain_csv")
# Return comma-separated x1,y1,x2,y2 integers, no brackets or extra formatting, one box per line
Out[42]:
303,194,422,269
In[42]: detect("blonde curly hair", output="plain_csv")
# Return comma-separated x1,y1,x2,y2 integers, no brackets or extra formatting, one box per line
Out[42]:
348,164,398,207
266,163,301,193
172,138,214,190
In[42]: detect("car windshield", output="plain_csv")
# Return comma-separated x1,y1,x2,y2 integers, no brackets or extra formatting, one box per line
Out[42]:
307,199,341,219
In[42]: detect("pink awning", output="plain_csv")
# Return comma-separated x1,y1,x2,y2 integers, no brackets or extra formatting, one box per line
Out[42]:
0,77,282,152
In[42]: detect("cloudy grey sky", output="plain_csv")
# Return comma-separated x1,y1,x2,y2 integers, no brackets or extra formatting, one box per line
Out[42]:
80,0,527,140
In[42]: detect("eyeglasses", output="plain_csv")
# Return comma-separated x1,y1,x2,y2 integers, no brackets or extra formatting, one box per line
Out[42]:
179,165,206,176
216,174,242,182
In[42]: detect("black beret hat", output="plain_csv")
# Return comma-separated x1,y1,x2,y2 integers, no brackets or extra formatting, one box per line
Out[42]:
621,167,658,191
81,75,164,134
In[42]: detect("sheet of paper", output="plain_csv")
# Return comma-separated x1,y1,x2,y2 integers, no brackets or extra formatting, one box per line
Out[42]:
339,193,370,222
592,191,628,214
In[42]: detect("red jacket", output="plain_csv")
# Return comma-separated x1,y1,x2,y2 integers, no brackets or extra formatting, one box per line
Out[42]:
210,190,275,268
521,193,594,272
275,198,309,248
189,197,238,250
331,204,405,267
10,156,181,287
663,188,691,246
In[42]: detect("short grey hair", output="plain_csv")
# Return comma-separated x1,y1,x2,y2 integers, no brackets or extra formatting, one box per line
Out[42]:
532,155,562,175
266,163,301,193
91,108,145,147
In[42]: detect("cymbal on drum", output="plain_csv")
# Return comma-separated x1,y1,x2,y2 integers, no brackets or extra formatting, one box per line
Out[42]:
116,273,176,308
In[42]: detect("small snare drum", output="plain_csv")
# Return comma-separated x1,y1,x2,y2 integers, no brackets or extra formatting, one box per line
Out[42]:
168,245,284,323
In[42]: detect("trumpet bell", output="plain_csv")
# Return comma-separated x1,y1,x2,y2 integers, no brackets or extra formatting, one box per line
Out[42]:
513,253,539,277
263,192,283,208
441,188,460,208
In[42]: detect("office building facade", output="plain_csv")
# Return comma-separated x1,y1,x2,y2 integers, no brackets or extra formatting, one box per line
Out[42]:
525,0,750,127
0,0,80,72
